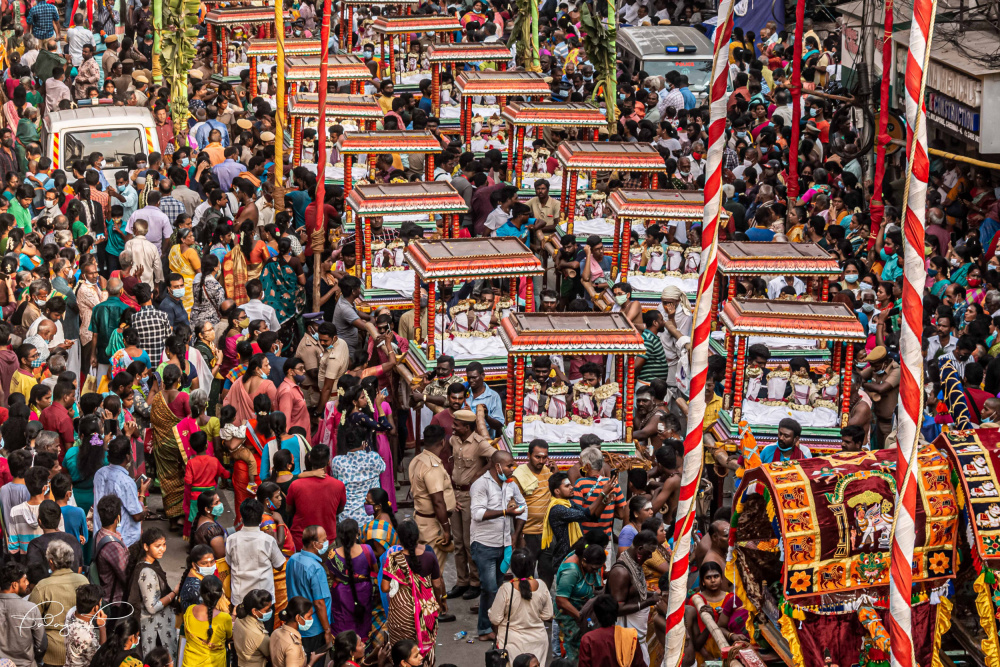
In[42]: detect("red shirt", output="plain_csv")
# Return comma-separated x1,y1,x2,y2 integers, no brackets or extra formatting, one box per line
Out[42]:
303,201,339,257
40,403,74,458
184,454,230,488
286,474,346,550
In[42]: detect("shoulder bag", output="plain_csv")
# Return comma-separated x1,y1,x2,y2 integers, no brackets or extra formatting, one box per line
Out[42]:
485,580,515,667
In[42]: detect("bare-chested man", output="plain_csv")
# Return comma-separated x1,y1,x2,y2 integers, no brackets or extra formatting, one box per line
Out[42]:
693,519,730,574
607,530,661,664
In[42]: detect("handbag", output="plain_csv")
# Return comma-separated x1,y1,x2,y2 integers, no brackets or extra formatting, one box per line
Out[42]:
485,581,515,667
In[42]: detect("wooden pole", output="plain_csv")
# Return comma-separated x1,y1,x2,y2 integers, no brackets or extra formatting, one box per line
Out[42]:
689,593,730,653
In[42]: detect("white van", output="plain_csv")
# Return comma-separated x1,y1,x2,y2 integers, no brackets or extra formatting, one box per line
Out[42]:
42,106,160,181
618,27,718,105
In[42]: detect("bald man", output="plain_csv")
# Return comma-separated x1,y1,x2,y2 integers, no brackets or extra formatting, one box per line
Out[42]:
469,450,527,641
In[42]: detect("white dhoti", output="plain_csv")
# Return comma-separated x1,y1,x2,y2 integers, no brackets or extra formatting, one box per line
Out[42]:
618,608,650,663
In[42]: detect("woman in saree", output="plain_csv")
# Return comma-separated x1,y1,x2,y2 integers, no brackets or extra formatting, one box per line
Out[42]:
553,533,608,662
362,487,401,649
16,107,40,149
326,518,379,639
374,520,445,667
191,490,231,599
220,409,261,527
150,364,193,528
223,353,278,431
317,374,359,450
684,561,735,665
219,305,248,379
257,481,292,614
223,221,258,304
169,227,201,313
642,518,672,667
260,236,306,346
112,325,152,378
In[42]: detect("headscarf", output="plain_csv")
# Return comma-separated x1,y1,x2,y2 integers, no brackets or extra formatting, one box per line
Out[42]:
661,285,692,316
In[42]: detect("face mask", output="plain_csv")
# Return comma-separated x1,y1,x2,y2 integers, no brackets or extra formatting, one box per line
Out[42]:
862,303,875,313
928,268,939,278
809,108,818,117
311,332,319,341
950,258,961,267
35,299,47,307
844,273,858,283
318,540,330,554
180,157,190,167
299,616,315,632
294,374,306,384
258,609,274,622
859,282,873,292
197,565,216,576
172,288,185,299
496,465,507,483
614,294,628,305
45,200,56,209
736,131,747,139
420,295,429,307
969,278,982,287
211,503,225,517
239,317,251,328
364,503,375,515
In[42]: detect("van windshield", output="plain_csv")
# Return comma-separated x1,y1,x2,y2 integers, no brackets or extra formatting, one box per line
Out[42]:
64,128,144,168
643,60,713,91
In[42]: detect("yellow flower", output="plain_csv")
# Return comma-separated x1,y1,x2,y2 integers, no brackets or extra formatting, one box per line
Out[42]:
790,571,811,593
929,553,950,575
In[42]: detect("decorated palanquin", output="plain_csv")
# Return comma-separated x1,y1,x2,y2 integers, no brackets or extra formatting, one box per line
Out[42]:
335,131,444,201
425,44,512,117
288,94,383,168
497,312,644,464
556,143,664,235
936,428,1000,666
242,38,323,97
453,72,552,150
710,242,842,364
284,55,372,97
499,102,607,188
729,446,959,667
345,183,468,309
715,300,867,455
337,0,418,53
371,16,462,84
403,238,543,381
205,7,294,75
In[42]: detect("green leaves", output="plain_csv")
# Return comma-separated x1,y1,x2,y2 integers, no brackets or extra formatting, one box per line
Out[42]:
580,2,618,131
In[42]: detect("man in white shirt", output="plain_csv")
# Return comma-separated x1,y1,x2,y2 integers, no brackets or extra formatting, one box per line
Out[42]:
65,14,95,67
225,498,286,606
122,220,164,288
242,279,282,331
926,313,958,363
469,450,525,641
766,275,807,300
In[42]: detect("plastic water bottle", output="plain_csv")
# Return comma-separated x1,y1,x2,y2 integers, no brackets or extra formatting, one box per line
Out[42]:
453,631,467,641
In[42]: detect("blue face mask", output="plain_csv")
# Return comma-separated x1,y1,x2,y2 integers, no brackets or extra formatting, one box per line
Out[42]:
172,288,185,299
180,158,190,167
496,465,507,483
211,503,225,517
809,108,818,117
259,610,274,622
311,332,319,341
318,540,330,554
299,616,314,632
197,565,216,576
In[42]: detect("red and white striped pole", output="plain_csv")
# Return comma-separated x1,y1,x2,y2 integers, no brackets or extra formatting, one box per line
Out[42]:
889,0,937,664
663,0,735,664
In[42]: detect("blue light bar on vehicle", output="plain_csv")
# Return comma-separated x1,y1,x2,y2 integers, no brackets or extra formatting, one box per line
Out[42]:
664,45,697,53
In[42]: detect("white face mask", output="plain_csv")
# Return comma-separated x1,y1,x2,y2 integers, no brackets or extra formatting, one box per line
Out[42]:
45,200,56,208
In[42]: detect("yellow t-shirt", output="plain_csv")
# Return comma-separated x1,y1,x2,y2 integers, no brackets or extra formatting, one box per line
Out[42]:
10,370,37,403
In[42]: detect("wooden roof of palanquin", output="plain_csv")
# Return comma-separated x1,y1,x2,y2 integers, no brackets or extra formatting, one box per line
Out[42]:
287,93,383,120
501,102,606,127
336,131,443,155
607,189,730,221
717,242,841,276
244,38,324,57
406,238,544,281
556,142,664,171
499,312,645,355
346,183,468,216
719,300,867,341
371,15,462,34
205,6,291,25
454,71,552,97
426,43,512,64
285,56,372,82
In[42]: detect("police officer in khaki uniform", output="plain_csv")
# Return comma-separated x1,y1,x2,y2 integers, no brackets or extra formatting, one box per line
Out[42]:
408,423,456,567
446,408,496,601
295,312,325,409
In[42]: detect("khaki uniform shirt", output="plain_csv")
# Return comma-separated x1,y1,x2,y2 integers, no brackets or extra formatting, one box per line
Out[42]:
269,623,305,667
233,615,271,667
527,196,560,229
295,334,324,383
409,449,456,515
317,337,349,391
450,431,496,488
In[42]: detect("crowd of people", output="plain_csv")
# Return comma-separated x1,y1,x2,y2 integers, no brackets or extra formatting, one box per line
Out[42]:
0,0,992,664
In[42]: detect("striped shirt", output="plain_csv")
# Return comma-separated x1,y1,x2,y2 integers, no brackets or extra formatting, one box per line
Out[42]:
572,475,624,539
638,329,671,381
8,501,64,555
